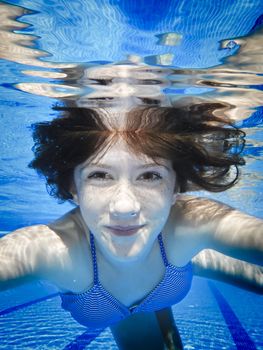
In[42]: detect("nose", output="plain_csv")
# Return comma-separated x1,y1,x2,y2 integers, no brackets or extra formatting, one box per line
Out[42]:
109,185,140,220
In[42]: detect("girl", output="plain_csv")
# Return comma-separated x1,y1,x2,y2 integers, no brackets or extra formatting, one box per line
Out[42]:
1,103,262,349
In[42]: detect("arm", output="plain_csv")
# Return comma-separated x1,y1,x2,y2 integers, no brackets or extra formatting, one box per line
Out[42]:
0,225,64,291
192,249,263,294
210,208,263,265
176,195,263,265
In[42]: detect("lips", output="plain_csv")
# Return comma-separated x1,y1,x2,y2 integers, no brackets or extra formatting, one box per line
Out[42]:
105,225,145,236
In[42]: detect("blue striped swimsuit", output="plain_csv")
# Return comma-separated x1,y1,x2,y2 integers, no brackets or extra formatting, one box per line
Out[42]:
60,232,193,328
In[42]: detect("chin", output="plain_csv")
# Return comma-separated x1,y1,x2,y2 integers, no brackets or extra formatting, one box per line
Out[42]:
98,227,159,263
105,235,153,263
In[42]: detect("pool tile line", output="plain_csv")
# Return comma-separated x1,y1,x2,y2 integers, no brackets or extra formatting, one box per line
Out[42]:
63,328,104,350
208,282,257,350
0,292,59,316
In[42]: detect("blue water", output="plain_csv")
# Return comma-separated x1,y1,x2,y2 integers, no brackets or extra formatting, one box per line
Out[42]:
0,0,263,349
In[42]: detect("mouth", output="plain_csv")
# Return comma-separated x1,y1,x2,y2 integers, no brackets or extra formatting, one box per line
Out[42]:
105,225,145,237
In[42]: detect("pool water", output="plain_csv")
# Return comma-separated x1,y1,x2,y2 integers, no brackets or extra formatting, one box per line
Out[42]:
0,0,262,349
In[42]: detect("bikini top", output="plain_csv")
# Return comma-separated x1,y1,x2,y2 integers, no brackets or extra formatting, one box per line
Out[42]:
60,232,193,329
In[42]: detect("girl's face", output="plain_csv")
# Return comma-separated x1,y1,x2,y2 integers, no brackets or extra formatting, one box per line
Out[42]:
73,138,177,264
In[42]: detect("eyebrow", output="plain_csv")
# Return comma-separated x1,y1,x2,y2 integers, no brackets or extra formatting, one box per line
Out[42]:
81,162,171,172
138,163,171,172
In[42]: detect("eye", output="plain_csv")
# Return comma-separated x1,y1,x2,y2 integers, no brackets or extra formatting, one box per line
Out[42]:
87,171,113,180
137,171,162,181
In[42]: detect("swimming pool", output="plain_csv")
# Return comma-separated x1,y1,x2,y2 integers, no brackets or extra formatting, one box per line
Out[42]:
0,0,262,349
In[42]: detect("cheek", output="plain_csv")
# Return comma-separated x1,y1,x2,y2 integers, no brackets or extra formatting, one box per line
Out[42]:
78,185,112,216
141,187,173,214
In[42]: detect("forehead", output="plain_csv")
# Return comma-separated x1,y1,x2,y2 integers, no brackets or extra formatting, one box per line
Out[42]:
80,138,171,169
88,138,151,165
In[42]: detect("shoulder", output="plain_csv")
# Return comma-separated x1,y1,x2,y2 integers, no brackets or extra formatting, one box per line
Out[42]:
47,208,93,292
1,208,85,275
1,224,62,248
175,194,234,214
0,224,68,290
164,195,235,255
162,195,230,263
1,223,69,267
48,207,88,246
173,194,263,232
171,195,263,264
172,194,235,227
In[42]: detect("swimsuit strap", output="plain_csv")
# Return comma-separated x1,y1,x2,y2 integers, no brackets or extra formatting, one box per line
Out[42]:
157,233,169,267
89,232,99,285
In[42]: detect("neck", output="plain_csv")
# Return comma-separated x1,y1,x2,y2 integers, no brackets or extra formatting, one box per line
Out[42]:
96,234,159,272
